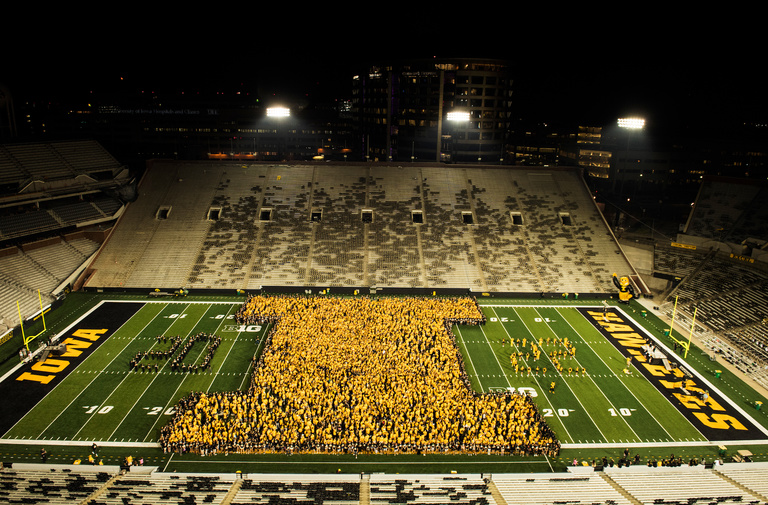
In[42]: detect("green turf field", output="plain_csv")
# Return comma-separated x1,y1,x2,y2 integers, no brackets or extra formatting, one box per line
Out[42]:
0,300,263,444
2,295,767,456
459,304,765,446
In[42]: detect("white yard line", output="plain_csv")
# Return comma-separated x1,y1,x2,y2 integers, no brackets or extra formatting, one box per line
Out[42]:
512,306,608,442
488,307,574,443
204,305,251,394
100,303,204,441
140,303,245,441
556,306,678,442
37,304,169,441
1,301,145,440
531,306,641,442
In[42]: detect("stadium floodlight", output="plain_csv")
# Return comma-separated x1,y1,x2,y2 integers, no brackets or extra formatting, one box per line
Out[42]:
266,107,290,118
447,111,470,122
617,117,645,129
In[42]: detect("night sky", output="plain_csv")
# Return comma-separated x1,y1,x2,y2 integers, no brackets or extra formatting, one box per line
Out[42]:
3,15,765,134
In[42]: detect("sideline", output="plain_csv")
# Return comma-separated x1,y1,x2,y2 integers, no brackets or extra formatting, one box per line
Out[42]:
167,458,549,466
0,438,158,448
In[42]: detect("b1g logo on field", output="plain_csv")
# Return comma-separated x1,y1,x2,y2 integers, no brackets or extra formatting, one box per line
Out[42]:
223,325,262,332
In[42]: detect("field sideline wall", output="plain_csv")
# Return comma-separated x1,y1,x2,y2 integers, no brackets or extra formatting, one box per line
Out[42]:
80,285,615,299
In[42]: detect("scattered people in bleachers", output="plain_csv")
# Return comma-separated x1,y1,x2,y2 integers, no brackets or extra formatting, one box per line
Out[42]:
160,295,559,458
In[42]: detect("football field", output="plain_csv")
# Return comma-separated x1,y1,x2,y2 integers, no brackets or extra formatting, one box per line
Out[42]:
1,297,767,450
459,304,768,447
0,300,262,445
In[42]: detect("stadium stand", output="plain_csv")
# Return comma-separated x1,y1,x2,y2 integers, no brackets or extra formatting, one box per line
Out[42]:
0,234,101,329
369,474,494,505
717,464,768,500
90,472,235,505
3,466,768,505
649,177,768,392
83,161,640,294
0,465,114,504
604,464,768,505
231,475,360,505
681,177,768,246
0,194,123,242
492,472,632,505
0,140,129,331
1,139,128,191
652,244,704,278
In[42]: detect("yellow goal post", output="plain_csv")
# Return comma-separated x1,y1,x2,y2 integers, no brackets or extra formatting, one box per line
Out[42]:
16,289,48,352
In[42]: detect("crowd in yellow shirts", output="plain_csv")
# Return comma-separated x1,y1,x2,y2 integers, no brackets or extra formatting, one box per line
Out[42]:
159,295,560,457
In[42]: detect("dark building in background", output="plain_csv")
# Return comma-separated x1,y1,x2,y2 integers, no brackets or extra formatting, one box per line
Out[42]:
2,57,766,205
6,79,356,170
351,58,513,163
0,84,17,142
551,120,768,204
11,57,516,167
